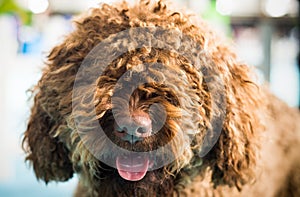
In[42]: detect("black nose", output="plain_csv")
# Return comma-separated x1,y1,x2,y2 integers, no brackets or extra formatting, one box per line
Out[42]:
114,111,152,144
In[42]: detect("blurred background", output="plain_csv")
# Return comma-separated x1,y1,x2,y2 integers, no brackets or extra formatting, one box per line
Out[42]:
0,0,299,196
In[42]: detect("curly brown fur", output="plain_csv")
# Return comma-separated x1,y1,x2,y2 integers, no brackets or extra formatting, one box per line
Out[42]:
23,1,300,196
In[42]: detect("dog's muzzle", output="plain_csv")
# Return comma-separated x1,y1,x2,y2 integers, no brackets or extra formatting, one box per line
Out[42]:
113,111,152,181
114,111,152,144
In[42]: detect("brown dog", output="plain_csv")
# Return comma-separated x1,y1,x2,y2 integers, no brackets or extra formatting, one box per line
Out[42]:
23,1,300,196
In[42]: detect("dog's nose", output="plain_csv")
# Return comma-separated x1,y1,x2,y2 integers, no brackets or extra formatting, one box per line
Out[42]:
114,111,152,144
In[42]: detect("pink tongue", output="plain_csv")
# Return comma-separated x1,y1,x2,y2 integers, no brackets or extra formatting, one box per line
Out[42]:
116,154,149,181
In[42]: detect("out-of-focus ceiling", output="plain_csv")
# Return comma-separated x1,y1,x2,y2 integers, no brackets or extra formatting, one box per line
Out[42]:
15,0,299,17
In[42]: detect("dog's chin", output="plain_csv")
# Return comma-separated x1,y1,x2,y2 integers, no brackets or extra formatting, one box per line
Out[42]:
92,160,175,196
115,154,154,181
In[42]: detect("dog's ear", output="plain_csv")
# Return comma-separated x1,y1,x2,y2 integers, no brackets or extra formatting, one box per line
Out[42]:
22,90,74,183
204,62,263,190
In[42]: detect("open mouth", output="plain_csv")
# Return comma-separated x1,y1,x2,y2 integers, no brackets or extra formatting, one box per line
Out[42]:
116,153,152,181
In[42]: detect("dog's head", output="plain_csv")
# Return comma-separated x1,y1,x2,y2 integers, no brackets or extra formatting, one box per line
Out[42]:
23,1,263,195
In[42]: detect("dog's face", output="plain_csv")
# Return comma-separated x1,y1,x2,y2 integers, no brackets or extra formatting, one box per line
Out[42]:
23,1,262,196
68,46,211,194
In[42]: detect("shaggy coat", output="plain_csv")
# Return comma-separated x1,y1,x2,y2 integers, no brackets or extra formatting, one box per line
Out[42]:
23,1,300,196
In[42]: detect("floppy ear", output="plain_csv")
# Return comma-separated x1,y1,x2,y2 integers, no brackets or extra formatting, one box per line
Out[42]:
210,62,263,190
23,90,74,183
